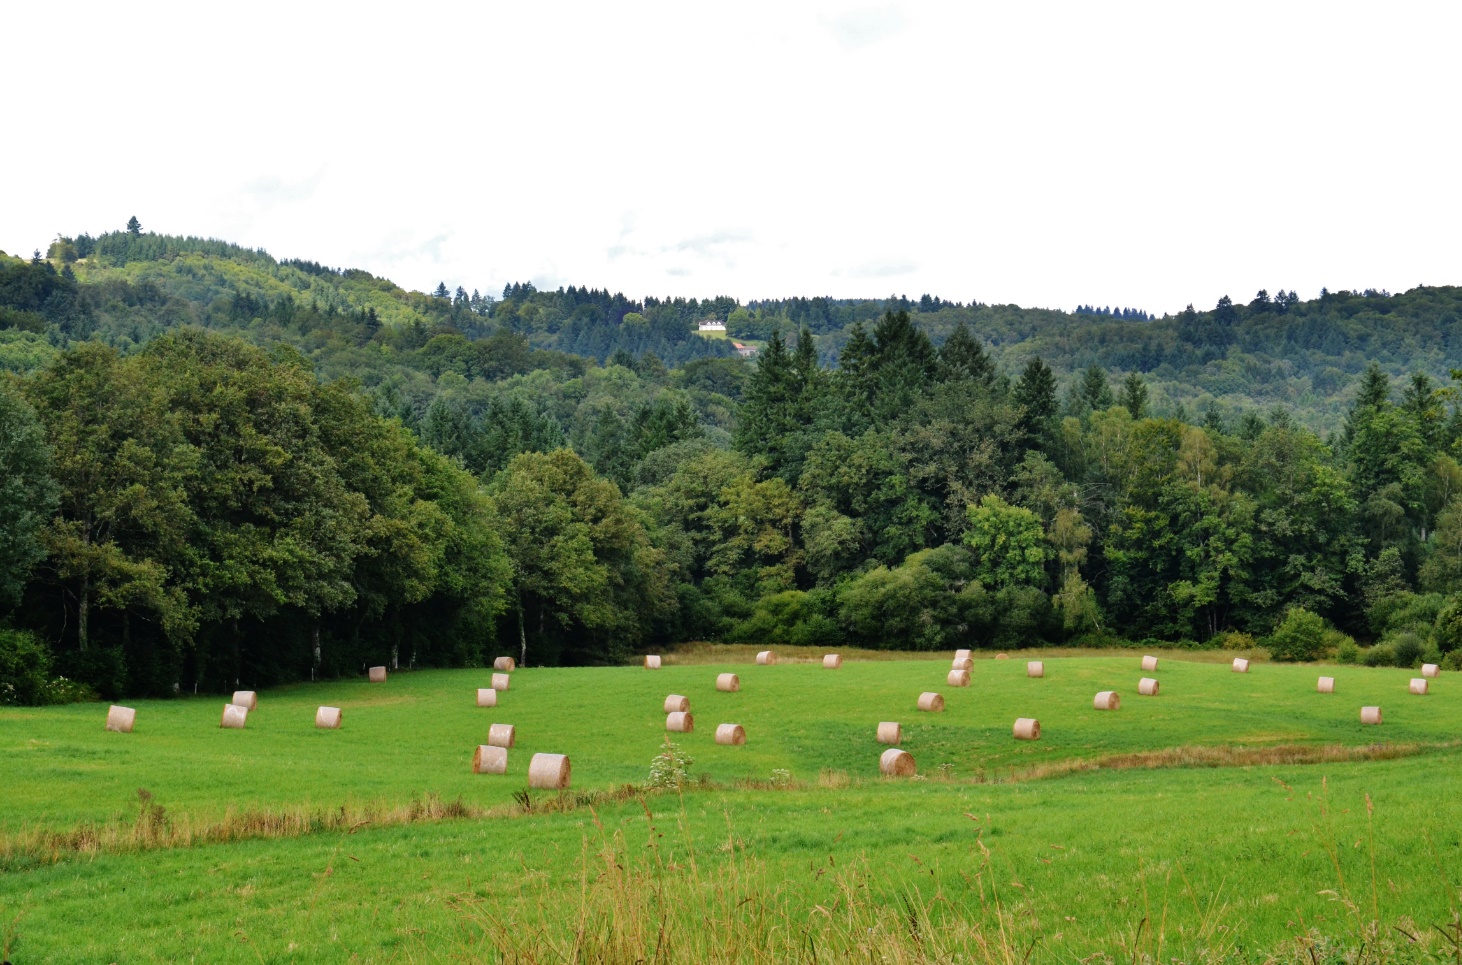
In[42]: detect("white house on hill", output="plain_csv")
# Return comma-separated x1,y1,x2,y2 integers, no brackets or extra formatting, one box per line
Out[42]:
697,320,726,332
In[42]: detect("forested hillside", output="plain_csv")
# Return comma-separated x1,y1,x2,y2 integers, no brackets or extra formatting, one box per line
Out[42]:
4,224,1462,703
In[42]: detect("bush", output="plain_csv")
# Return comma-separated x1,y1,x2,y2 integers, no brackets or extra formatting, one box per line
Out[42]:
1216,631,1257,651
1362,644,1396,668
1387,631,1425,668
1267,608,1327,662
1336,640,1360,664
1435,597,1462,653
1445,650,1462,672
1421,645,1444,668
644,737,694,791
0,627,54,706
1321,628,1356,659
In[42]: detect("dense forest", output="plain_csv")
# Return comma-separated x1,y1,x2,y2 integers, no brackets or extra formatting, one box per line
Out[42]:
4,223,1462,703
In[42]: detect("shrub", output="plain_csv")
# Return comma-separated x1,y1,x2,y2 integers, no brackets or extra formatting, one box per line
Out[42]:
1435,597,1462,653
1335,640,1360,665
1387,631,1425,668
1362,644,1396,668
1216,631,1257,651
0,627,54,706
1444,650,1462,672
1421,645,1443,667
1267,608,1327,662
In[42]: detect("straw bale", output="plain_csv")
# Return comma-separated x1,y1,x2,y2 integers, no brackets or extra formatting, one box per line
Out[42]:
876,721,901,744
477,688,498,707
369,666,387,683
315,706,342,729
756,650,777,665
528,753,571,789
220,703,248,729
664,694,689,714
1013,717,1041,740
947,668,970,687
644,655,662,669
494,656,516,673
472,744,507,774
1317,676,1335,694
1141,655,1159,672
954,649,972,660
1027,661,1044,678
492,672,511,691
715,723,746,745
1093,691,1120,710
917,692,944,712
1410,678,1429,695
823,654,842,669
231,691,257,711
879,748,916,777
488,723,516,748
1139,677,1160,696
1231,658,1249,673
1361,706,1382,725
105,705,135,733
994,653,1009,659
1422,663,1440,679
716,673,740,692
666,711,694,733
951,657,973,671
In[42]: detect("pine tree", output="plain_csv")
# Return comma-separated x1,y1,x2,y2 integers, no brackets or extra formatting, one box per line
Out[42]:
126,216,142,235
1078,365,1114,412
1119,373,1149,419
433,282,450,300
938,322,993,384
1014,357,1058,446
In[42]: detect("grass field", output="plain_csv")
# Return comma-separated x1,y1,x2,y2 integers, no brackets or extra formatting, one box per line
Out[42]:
3,649,1461,962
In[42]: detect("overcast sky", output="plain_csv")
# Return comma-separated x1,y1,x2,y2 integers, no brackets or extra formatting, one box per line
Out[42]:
4,1,1459,315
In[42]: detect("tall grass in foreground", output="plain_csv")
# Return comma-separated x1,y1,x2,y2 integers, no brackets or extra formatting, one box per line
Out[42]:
445,790,1462,965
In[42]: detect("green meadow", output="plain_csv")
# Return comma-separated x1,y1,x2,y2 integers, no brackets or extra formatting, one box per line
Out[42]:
3,650,1461,962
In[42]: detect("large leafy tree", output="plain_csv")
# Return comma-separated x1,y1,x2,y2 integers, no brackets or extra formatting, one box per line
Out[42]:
0,381,57,609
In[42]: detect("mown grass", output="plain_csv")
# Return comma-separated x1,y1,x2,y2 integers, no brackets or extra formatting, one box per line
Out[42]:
1,654,1459,962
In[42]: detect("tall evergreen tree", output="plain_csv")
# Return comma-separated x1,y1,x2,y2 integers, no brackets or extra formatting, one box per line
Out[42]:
1119,373,1149,420
938,322,993,384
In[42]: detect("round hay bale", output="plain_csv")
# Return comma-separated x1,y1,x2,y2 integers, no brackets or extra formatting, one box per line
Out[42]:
879,748,916,777
715,723,746,745
876,721,901,744
951,657,973,671
716,673,740,692
488,723,516,748
666,711,694,733
994,653,1009,660
476,688,498,708
220,703,248,729
1139,677,1160,696
1361,706,1383,725
1027,661,1044,678
315,706,343,729
1141,655,1159,672
947,668,971,687
528,753,571,789
664,694,689,714
105,705,136,733
472,744,508,774
231,691,258,712
1410,678,1429,695
755,650,777,665
492,673,511,692
1422,663,1440,679
1317,676,1335,694
494,656,516,673
823,654,842,669
368,666,387,683
644,655,662,669
1232,658,1249,673
1013,717,1041,740
1093,691,1120,710
917,692,944,712
954,649,972,661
